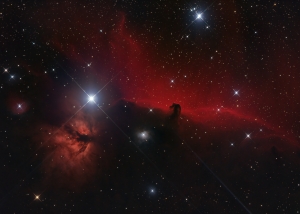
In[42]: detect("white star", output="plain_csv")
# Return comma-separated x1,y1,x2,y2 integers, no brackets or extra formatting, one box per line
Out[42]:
88,95,95,103
3,68,9,73
246,133,251,139
233,90,239,96
196,13,203,20
139,131,148,140
17,104,22,109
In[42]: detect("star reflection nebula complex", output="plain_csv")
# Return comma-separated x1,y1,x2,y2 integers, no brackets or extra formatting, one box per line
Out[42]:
1,0,299,213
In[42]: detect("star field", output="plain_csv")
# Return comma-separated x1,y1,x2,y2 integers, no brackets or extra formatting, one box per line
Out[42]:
1,0,300,213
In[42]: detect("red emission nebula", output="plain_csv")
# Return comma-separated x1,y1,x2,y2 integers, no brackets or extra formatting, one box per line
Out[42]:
27,1,300,186
30,9,299,190
38,112,102,189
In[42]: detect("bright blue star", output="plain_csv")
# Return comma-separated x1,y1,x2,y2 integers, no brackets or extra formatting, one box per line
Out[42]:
88,95,95,103
196,13,203,20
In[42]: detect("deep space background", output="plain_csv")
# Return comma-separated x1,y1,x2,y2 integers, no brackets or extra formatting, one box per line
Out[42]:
1,0,300,213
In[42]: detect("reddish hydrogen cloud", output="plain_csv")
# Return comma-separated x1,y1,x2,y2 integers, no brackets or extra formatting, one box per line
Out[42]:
28,0,300,142
106,15,289,142
28,3,299,179
38,111,107,190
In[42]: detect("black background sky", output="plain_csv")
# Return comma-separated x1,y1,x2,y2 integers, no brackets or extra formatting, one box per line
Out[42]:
1,0,300,213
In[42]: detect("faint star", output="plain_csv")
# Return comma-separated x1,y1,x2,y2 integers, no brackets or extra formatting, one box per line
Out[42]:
3,68,9,74
233,90,239,96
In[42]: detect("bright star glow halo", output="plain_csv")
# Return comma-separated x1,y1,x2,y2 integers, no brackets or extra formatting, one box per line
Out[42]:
88,95,96,103
138,131,149,140
196,13,202,19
